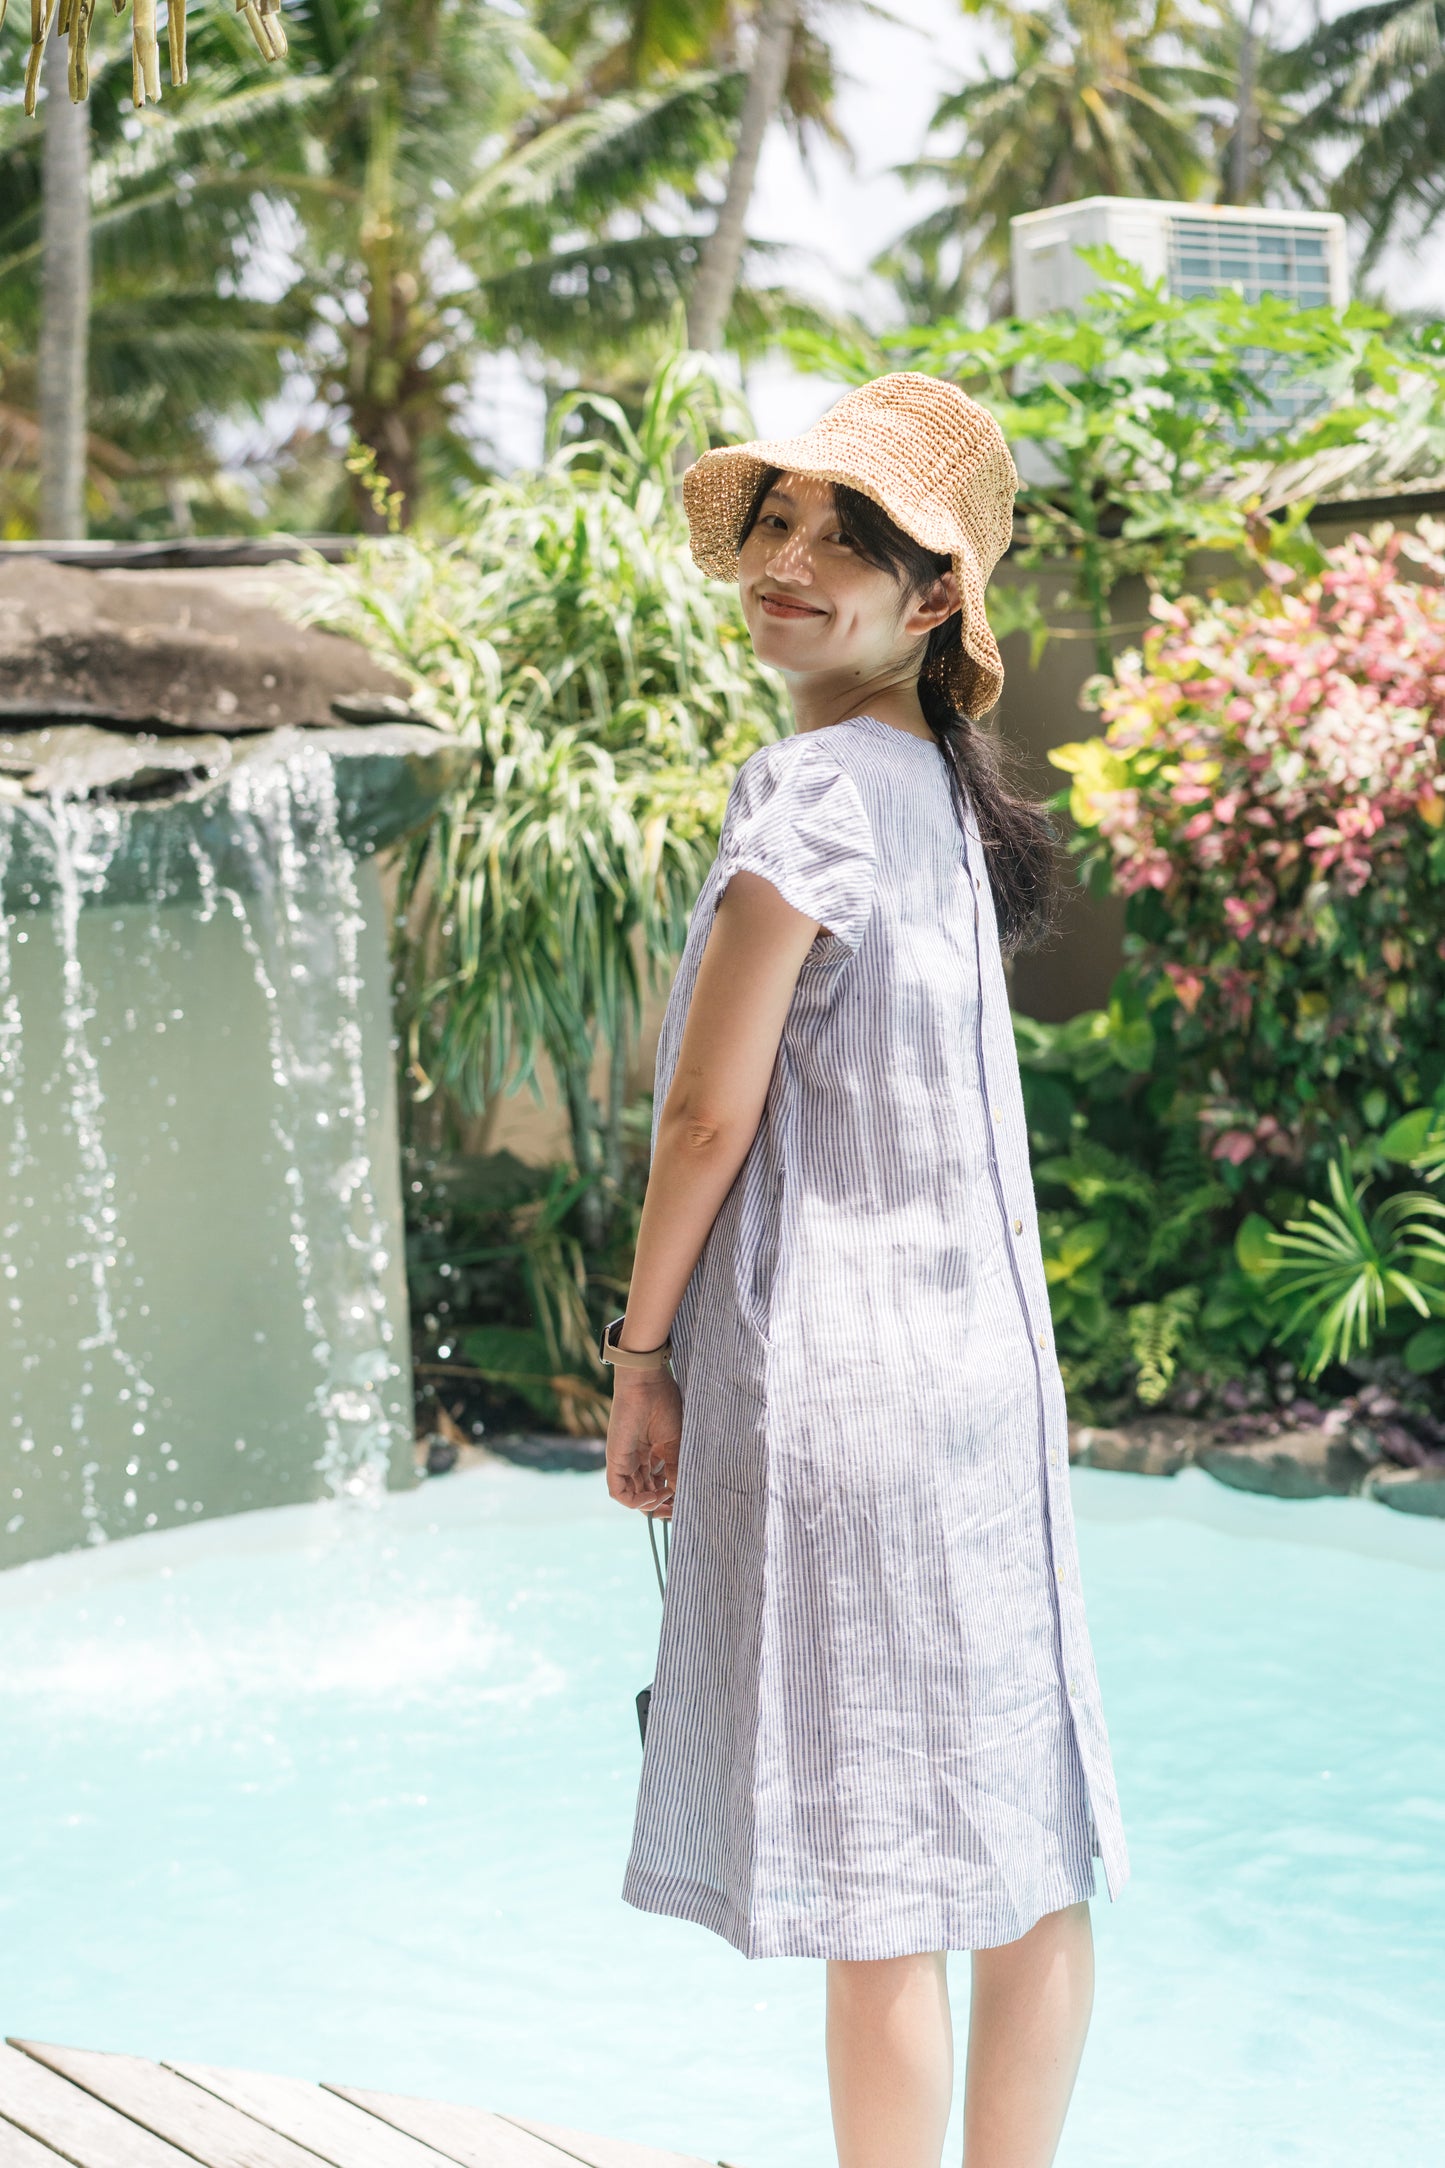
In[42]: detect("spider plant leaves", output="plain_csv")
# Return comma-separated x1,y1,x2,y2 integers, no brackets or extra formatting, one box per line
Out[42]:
306,346,788,1240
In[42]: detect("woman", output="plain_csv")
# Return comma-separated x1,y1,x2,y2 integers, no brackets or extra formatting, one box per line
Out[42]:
603,372,1130,2168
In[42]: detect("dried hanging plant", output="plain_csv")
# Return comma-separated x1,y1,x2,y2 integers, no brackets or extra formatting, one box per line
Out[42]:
12,0,289,114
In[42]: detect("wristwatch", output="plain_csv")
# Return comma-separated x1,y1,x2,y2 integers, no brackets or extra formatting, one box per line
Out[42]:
599,1315,673,1372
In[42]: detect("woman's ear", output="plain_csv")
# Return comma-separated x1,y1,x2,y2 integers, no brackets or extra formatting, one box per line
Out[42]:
903,569,961,637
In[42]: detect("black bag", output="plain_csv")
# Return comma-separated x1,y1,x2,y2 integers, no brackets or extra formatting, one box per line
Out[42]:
637,1513,669,1745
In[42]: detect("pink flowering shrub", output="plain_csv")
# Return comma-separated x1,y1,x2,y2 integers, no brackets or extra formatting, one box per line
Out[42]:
1055,521,1445,1183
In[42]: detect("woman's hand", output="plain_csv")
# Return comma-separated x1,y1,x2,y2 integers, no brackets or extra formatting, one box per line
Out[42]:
606,1370,683,1521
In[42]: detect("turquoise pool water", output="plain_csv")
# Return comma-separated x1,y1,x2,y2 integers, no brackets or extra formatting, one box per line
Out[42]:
0,1463,1441,2168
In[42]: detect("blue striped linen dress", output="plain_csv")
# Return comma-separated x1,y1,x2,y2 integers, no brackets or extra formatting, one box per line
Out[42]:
621,713,1130,1961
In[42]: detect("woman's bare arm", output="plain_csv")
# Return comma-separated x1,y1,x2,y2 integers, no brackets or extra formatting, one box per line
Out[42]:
605,869,821,1516
621,870,820,1345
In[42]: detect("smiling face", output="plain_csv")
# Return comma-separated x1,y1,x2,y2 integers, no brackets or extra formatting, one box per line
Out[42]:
737,472,956,699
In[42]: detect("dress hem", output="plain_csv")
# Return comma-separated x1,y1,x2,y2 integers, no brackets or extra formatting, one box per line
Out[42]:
620,1857,1103,1962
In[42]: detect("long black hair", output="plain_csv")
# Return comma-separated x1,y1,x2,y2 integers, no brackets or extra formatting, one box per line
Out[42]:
740,467,1059,957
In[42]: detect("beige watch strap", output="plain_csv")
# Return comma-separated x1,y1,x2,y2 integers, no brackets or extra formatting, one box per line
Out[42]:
601,1316,673,1371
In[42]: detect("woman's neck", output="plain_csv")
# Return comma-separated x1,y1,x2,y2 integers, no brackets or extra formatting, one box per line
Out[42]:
787,666,934,743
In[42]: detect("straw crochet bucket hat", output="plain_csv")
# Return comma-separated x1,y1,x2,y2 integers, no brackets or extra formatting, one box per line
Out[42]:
682,371,1018,720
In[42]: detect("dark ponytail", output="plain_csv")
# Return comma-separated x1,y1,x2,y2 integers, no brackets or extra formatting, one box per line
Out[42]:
740,469,1060,957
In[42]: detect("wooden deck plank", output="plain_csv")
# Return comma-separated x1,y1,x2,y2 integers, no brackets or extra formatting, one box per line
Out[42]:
167,2063,471,2168
0,2045,198,2168
324,2088,579,2168
500,2117,716,2168
0,2120,85,2168
9,2043,328,2168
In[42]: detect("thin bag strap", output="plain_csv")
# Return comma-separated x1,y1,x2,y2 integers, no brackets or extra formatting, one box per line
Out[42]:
646,1511,669,1600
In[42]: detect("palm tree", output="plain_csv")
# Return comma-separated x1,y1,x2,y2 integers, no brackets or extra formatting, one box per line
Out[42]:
532,0,845,354
1288,0,1445,268
0,2,749,530
1204,0,1321,208
150,1,808,519
5,0,843,533
38,32,90,537
686,0,800,350
885,0,1226,320
0,18,298,534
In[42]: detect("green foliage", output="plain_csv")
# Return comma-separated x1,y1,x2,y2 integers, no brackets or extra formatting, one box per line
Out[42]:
1017,996,1445,1422
407,1147,614,1435
1015,984,1256,1417
789,255,1445,669
307,348,788,1241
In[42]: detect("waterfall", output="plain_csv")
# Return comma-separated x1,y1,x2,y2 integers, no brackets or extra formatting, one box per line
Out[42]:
0,736,415,1562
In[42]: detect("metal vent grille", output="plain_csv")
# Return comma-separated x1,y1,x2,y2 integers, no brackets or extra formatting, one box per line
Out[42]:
1168,218,1333,309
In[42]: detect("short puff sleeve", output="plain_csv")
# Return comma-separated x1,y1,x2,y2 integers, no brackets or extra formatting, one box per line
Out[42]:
715,740,876,952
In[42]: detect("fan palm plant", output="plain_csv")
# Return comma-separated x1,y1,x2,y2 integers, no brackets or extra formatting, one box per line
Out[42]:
1250,1134,1445,1378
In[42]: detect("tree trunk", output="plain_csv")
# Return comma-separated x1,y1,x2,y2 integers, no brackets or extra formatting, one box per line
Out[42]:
39,34,91,540
686,0,800,353
1225,0,1261,207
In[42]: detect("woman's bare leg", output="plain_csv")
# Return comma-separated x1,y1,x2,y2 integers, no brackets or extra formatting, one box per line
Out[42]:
962,1899,1094,2168
826,1950,953,2168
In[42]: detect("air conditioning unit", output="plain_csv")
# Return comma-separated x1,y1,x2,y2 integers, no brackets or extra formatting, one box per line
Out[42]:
1010,196,1349,319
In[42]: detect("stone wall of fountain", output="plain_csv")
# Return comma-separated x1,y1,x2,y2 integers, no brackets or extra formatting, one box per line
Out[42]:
0,561,469,1569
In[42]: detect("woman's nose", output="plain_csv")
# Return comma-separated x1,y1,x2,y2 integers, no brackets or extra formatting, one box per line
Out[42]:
767,529,815,583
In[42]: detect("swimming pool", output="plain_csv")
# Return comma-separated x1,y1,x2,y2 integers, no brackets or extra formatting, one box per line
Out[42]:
0,1463,1440,2168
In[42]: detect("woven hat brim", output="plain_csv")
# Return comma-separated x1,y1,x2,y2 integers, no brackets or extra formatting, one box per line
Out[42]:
681,398,1015,721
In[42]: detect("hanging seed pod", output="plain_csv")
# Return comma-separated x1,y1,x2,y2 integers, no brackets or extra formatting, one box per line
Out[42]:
132,0,161,104
66,0,98,100
239,0,285,63
18,0,284,108
24,0,60,115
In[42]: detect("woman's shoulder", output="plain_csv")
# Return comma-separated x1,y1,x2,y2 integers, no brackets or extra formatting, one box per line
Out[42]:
727,720,895,806
724,727,880,842
733,727,851,783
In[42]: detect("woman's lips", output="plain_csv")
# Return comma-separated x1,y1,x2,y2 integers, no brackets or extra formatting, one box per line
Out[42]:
760,593,827,620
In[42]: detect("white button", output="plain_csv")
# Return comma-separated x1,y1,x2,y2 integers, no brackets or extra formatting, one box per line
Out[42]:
991,1106,1001,1122
1013,1216,1023,1234
1068,1677,1080,1698
1055,1564,1065,1582
1036,1331,1047,1351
